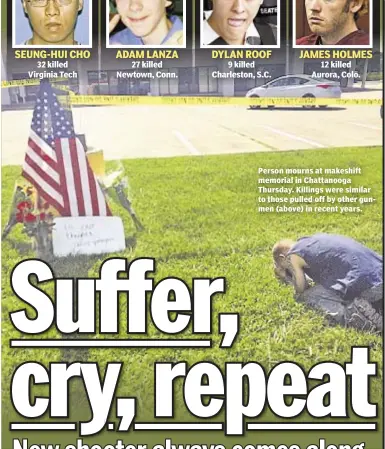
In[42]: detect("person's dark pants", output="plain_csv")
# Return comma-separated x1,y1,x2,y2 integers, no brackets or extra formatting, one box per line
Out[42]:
358,284,383,314
296,284,383,334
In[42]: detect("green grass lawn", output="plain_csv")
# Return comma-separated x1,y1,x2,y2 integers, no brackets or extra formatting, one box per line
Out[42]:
1,146,383,448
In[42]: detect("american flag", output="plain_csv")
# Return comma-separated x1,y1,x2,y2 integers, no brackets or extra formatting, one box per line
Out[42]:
22,81,111,217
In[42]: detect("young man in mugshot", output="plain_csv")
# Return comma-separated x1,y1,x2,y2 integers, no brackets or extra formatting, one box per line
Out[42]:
202,0,277,46
22,0,83,45
296,0,370,46
109,0,184,46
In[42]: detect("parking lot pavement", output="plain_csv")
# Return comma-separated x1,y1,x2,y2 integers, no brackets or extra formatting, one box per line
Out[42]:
2,100,383,166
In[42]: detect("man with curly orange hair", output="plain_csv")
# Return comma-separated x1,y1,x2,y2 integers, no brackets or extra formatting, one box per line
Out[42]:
296,0,370,46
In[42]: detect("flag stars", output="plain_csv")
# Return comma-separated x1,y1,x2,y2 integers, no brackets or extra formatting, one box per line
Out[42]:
31,85,77,150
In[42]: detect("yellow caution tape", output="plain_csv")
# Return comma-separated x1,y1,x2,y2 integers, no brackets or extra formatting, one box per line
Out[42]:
2,78,75,94
2,79,380,106
1,79,43,87
2,79,382,106
53,85,76,95
56,95,382,107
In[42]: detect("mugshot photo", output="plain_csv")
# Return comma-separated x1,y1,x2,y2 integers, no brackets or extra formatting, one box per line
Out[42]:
201,0,279,47
294,0,372,47
12,0,92,47
108,0,186,48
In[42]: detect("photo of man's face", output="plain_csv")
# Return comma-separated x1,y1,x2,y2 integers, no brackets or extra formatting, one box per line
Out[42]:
209,0,263,45
305,0,358,37
115,0,171,40
22,0,83,45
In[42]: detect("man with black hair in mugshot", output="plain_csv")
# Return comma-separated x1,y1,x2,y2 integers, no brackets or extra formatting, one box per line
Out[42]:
202,0,277,46
109,0,184,45
297,0,370,46
22,0,83,45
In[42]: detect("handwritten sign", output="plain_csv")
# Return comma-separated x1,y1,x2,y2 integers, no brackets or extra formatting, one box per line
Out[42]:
52,217,126,257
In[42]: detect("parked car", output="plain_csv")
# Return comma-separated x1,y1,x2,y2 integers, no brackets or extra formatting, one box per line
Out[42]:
246,74,342,109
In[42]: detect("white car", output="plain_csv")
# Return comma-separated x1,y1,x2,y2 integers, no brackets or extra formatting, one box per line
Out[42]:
246,74,342,109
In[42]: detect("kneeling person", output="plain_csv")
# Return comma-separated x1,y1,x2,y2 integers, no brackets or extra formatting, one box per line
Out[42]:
273,233,383,332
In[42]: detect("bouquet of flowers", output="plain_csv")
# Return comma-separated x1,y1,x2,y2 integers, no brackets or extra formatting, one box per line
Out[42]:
3,184,55,259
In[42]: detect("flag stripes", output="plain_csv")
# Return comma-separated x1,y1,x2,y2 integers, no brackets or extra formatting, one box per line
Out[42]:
21,82,111,218
55,137,111,217
22,169,65,215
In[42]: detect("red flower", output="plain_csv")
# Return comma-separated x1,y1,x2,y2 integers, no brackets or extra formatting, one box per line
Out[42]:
17,201,32,212
24,213,37,223
16,200,36,223
15,200,48,224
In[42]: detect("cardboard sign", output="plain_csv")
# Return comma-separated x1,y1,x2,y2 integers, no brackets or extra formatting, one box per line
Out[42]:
52,217,126,257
